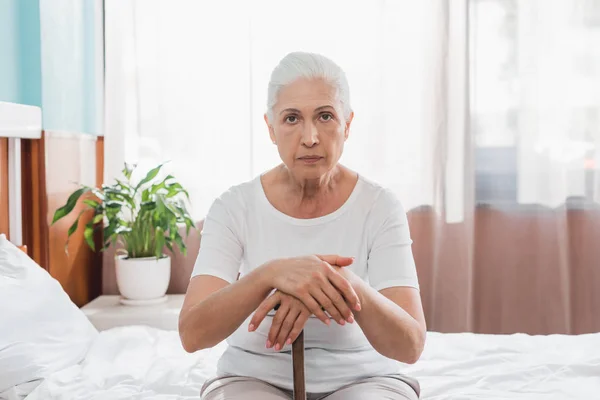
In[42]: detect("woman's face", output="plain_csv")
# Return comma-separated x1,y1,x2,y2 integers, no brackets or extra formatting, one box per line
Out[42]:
265,78,353,181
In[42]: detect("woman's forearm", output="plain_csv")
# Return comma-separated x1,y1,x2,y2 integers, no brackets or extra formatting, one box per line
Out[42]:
179,265,274,352
353,281,425,364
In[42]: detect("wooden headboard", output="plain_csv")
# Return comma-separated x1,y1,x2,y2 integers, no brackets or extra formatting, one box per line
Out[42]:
0,138,9,237
8,131,105,306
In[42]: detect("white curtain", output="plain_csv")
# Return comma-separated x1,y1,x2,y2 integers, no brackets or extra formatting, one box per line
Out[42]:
471,0,600,206
104,0,469,221
105,0,599,221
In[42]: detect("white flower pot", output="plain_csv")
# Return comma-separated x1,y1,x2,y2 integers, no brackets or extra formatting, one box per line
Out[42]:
115,255,171,301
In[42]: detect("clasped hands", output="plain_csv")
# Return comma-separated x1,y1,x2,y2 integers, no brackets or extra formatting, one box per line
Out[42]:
247,254,362,351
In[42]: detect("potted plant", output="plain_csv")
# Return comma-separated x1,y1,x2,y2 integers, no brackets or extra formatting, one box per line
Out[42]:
52,162,195,304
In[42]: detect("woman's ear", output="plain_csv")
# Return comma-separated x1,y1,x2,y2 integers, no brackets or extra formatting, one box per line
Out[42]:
344,111,354,140
264,114,276,144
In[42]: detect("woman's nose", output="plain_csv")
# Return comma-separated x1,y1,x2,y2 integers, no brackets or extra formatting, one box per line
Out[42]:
301,123,319,147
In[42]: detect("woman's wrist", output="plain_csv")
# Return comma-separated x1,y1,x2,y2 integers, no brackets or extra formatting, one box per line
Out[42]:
255,258,281,291
349,275,368,311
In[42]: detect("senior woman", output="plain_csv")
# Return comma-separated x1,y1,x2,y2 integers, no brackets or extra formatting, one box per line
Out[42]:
179,52,426,400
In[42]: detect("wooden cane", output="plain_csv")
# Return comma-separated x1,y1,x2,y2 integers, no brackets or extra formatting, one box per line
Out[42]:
291,330,306,400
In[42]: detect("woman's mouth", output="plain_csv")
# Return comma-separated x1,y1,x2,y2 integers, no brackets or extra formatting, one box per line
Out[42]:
298,156,323,164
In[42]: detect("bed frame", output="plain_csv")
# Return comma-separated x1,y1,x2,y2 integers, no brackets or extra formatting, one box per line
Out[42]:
31,131,103,307
1,122,104,307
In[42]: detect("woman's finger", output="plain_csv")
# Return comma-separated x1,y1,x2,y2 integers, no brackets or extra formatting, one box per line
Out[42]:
249,292,280,332
317,254,354,267
311,288,344,325
275,306,301,350
267,302,290,349
327,269,361,311
288,309,310,345
321,283,354,323
300,293,330,325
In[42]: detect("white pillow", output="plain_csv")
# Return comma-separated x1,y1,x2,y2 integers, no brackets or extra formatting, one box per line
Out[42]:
0,234,98,397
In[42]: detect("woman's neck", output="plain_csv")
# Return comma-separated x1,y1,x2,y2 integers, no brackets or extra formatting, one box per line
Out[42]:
281,165,343,201
261,164,357,219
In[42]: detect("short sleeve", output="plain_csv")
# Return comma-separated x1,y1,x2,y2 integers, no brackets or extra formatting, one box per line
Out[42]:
190,194,243,284
367,191,419,291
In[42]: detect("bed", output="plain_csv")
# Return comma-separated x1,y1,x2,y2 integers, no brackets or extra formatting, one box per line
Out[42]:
14,325,600,400
0,100,103,308
3,233,598,400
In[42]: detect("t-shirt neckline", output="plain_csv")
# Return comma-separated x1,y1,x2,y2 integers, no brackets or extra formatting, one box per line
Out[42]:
255,173,364,226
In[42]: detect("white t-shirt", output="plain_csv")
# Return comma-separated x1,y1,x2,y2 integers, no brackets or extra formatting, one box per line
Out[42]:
191,174,419,393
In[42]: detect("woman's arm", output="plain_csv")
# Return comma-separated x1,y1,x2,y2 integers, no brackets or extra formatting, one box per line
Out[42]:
346,190,426,363
352,279,426,364
179,255,360,353
181,194,355,352
179,267,273,353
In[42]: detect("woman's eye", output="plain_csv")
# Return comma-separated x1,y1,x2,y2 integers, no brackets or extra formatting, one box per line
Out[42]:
285,115,298,124
319,113,333,122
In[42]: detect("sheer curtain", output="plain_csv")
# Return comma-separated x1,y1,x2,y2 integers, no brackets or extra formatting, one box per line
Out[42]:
466,0,600,335
514,1,600,205
104,0,600,334
471,0,600,206
104,0,465,221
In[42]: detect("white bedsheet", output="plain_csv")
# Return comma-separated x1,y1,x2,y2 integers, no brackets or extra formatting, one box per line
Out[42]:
23,326,600,400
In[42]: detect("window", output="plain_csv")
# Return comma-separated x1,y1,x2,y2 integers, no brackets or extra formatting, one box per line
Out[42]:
470,0,600,206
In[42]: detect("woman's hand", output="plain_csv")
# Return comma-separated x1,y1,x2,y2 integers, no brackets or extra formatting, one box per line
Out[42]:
265,255,361,325
248,290,312,351
329,263,363,294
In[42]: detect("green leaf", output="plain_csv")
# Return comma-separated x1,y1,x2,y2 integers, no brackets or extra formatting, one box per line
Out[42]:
103,222,116,243
150,181,166,195
166,182,182,192
67,217,79,237
52,187,90,224
166,182,190,199
147,174,175,196
92,213,104,224
104,200,123,209
155,226,165,258
104,208,120,221
91,188,105,201
135,164,164,191
115,179,133,193
84,223,95,252
122,162,136,180
165,239,174,253
174,204,194,234
140,201,156,212
103,190,135,209
173,231,186,256
83,199,99,209
62,209,88,254
142,187,152,202
163,199,179,217
184,216,194,235
104,187,129,196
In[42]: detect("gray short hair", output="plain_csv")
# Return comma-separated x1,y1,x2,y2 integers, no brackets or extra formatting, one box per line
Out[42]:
266,52,352,122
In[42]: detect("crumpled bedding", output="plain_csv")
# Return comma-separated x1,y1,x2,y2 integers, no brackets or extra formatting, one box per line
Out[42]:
20,326,600,400
23,327,223,400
